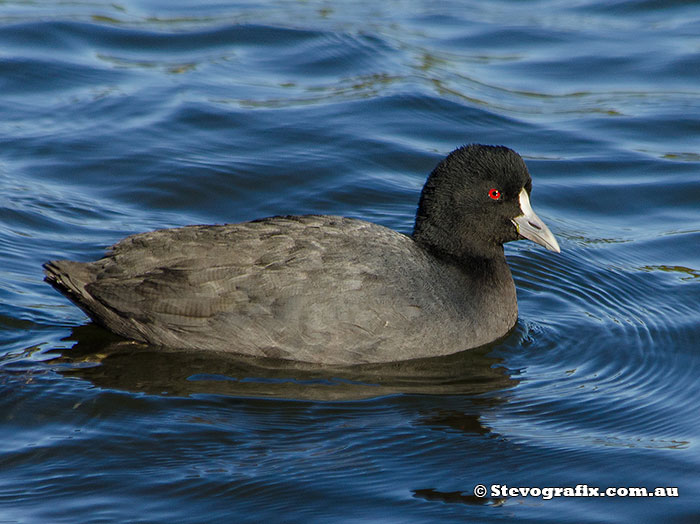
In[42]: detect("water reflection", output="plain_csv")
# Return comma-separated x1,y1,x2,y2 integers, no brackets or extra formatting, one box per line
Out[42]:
45,324,518,401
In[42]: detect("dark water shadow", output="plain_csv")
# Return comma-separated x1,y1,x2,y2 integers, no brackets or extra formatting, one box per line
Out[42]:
43,324,519,401
412,488,506,507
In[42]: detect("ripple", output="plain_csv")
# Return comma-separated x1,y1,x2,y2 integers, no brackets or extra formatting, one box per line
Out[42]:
497,227,700,455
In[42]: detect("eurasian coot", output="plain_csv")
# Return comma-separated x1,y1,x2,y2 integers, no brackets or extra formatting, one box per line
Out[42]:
44,144,560,364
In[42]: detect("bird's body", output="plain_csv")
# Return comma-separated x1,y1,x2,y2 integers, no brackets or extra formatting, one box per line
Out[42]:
45,216,516,364
45,145,559,364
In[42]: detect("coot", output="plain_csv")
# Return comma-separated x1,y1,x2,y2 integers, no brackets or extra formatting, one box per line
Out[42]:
45,144,559,364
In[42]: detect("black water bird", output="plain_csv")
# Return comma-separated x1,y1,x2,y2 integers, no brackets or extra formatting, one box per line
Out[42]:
44,144,560,364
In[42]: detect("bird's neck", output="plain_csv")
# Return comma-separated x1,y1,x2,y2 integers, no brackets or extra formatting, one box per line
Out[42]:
412,223,506,267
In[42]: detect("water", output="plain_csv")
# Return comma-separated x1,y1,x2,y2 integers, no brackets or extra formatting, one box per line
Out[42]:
1,1,699,522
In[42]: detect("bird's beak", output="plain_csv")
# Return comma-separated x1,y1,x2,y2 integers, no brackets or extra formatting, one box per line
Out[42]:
512,188,561,253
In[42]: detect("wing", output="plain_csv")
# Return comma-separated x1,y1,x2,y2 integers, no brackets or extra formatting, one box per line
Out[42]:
83,216,444,363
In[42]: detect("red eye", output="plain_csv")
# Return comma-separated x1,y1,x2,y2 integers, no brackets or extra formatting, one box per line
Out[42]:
488,188,501,200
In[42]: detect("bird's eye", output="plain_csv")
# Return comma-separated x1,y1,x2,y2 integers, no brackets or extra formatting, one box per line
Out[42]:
488,188,501,200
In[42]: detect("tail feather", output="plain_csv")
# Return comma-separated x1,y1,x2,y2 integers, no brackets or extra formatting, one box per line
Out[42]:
43,260,99,316
44,260,148,344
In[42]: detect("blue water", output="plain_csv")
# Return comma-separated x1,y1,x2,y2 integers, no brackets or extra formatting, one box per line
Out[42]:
1,1,699,522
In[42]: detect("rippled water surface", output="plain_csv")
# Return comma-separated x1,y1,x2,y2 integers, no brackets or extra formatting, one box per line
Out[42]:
1,1,699,522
